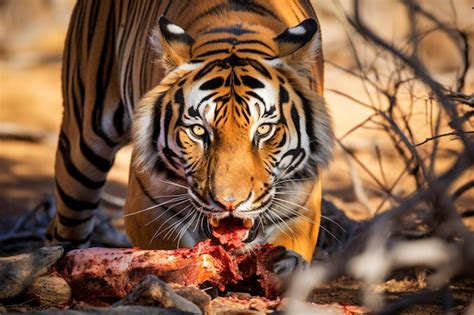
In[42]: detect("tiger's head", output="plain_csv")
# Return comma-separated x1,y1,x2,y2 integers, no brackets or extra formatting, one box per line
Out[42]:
133,16,333,245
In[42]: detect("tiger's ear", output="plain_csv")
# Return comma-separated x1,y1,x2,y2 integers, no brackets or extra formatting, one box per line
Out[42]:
151,16,194,71
274,18,320,64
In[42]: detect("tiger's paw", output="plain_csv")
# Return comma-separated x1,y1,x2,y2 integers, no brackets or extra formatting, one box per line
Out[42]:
272,249,308,281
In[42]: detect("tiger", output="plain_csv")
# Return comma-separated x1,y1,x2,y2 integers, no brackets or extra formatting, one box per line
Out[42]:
46,0,333,277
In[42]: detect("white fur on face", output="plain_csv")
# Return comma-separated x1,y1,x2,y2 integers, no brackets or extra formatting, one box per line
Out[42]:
288,25,306,35
167,23,185,34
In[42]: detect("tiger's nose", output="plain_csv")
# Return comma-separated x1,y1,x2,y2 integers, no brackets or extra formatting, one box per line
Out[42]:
211,194,243,212
223,197,237,211
215,195,236,212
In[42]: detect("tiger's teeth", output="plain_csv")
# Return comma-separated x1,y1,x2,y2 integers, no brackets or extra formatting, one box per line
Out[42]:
243,218,253,228
209,217,220,228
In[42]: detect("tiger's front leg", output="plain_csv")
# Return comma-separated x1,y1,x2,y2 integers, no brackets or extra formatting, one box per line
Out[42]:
46,0,129,247
267,175,322,276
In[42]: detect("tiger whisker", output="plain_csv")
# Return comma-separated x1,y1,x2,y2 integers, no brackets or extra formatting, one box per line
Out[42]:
243,240,258,257
270,205,310,240
262,211,294,240
271,202,317,225
149,205,192,245
161,207,194,241
272,161,300,185
193,211,203,233
274,176,317,186
267,210,298,240
144,198,191,227
176,211,198,246
274,190,311,195
199,209,206,233
272,165,294,184
318,224,343,246
272,203,342,245
157,178,188,189
273,197,346,232
151,193,189,199
152,209,189,242
124,196,189,217
181,211,199,239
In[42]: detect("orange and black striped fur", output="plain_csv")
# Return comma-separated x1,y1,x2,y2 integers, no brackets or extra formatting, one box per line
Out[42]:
47,0,333,266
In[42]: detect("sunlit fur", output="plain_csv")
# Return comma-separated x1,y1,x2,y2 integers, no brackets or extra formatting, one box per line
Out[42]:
48,0,333,262
131,3,333,260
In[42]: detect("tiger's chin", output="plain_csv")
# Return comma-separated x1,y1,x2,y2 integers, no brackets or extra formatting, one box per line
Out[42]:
205,215,261,249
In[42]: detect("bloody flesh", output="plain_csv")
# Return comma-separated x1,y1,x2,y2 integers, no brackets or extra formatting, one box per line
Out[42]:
211,217,250,249
52,240,285,304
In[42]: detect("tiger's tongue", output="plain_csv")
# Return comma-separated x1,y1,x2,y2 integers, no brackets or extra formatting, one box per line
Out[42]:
210,216,251,249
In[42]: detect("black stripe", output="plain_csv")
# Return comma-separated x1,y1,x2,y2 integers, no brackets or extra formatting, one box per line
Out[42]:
154,158,185,182
117,0,134,60
238,39,276,53
202,25,256,36
277,131,287,147
56,181,99,211
194,37,239,50
195,49,230,58
54,227,92,244
176,88,185,126
135,173,159,205
190,59,204,63
162,0,173,15
278,85,289,125
241,75,265,89
197,92,218,110
293,0,307,19
193,61,219,81
58,132,106,190
58,212,94,227
194,38,276,55
263,105,277,118
237,48,274,58
200,77,224,90
247,59,272,79
163,101,173,149
291,103,302,147
279,85,290,104
188,2,280,29
296,91,317,153
152,93,165,147
299,0,317,17
91,6,119,147
137,1,154,95
79,137,113,172
113,102,126,137
246,91,265,105
253,191,270,204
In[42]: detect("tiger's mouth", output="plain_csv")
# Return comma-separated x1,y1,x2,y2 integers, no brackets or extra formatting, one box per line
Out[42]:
206,215,260,249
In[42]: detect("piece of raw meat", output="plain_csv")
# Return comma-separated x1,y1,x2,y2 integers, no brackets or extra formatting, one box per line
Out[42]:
51,240,286,304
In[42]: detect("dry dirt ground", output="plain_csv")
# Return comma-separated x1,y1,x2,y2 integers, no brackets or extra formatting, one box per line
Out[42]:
0,0,473,314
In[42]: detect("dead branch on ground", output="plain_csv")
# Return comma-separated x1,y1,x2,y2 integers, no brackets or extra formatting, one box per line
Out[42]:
290,0,474,313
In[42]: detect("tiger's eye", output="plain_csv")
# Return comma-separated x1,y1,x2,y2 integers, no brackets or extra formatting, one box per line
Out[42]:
191,125,206,137
256,124,272,137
